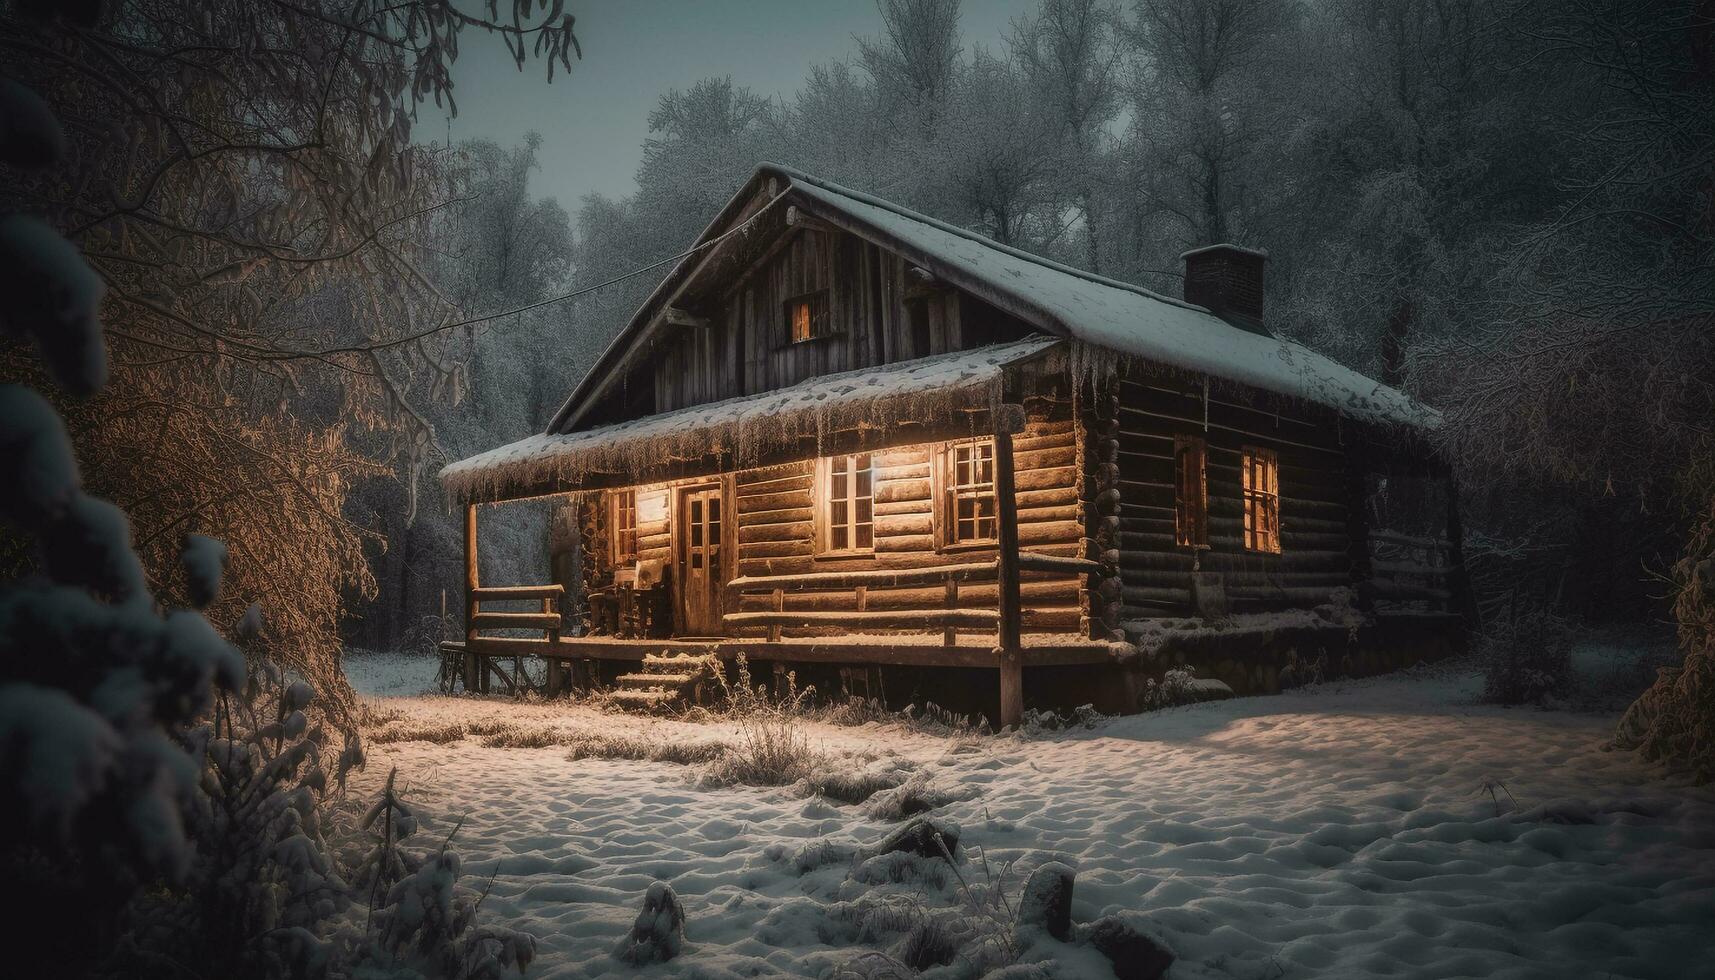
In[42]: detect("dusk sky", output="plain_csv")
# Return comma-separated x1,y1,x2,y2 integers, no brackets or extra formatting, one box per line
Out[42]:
443,0,1037,210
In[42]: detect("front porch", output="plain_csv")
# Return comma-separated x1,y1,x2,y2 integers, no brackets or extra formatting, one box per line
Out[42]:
448,372,1097,724
442,631,1128,702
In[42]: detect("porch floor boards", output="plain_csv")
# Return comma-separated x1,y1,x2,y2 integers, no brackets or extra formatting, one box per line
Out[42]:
445,633,1122,669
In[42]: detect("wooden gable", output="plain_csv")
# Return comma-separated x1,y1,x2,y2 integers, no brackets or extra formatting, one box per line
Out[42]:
640,219,1038,417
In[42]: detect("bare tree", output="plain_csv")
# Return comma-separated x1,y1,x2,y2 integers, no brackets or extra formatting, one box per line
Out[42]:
0,0,581,699
1011,0,1125,270
859,0,963,113
1129,0,1284,244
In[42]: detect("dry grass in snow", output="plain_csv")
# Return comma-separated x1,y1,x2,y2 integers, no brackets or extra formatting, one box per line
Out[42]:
343,647,1715,979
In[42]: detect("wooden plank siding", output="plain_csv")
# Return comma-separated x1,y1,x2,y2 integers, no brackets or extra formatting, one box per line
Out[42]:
1109,372,1357,619
651,228,1023,415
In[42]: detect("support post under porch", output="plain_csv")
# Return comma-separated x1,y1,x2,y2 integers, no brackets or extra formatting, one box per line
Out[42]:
463,502,481,693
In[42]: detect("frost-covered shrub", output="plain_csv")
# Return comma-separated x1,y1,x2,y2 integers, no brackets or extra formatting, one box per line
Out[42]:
1019,704,1108,734
703,655,824,787
0,171,530,978
124,664,362,979
368,851,538,979
353,768,418,904
1138,667,1199,711
0,377,241,972
1481,610,1575,705
1613,500,1715,781
1279,649,1327,690
346,769,540,980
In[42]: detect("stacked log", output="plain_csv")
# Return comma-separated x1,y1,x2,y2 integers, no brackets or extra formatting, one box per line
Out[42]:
1079,383,1124,640
723,401,1083,638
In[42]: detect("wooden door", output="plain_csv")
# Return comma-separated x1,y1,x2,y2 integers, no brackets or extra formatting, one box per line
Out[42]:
678,485,725,635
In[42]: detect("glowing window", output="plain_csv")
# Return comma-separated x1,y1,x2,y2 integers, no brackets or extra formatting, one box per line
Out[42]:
946,440,997,545
1241,447,1281,553
818,454,874,554
785,290,828,343
1174,436,1208,549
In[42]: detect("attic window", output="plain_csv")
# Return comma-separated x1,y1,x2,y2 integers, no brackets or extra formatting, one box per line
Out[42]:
1174,436,1209,549
1241,447,1281,553
786,290,829,343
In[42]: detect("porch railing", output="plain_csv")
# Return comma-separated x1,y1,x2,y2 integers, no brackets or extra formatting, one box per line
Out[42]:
725,553,1101,644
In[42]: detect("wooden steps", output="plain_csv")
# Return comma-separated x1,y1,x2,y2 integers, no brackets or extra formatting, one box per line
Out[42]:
608,653,720,713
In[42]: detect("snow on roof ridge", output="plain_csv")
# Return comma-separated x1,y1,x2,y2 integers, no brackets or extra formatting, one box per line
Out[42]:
763,162,1211,317
775,168,1435,429
1179,242,1269,260
544,163,1434,439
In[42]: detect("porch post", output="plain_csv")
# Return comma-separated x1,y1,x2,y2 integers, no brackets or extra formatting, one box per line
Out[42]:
994,404,1026,728
463,502,480,692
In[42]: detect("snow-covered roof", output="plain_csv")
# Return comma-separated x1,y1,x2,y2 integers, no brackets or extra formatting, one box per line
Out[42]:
1180,242,1269,260
778,169,1433,429
464,165,1435,501
442,337,1059,502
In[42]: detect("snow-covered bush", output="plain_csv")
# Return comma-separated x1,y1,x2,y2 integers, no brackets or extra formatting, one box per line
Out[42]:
1018,704,1108,734
0,224,244,972
1481,610,1575,705
122,661,360,979
362,810,538,980
1138,667,1200,711
0,124,532,976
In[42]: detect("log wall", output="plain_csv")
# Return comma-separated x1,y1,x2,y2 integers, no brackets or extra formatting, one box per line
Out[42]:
726,398,1083,637
577,396,1086,639
1110,372,1357,619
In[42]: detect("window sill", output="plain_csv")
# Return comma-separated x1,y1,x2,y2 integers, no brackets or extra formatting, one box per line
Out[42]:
775,331,846,352
939,541,998,554
813,550,877,562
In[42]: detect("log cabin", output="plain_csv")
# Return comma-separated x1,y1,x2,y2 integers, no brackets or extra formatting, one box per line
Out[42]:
439,164,1470,723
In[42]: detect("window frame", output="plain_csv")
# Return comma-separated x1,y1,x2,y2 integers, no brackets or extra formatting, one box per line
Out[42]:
783,288,830,344
609,488,639,566
815,454,876,558
1240,446,1282,554
940,438,999,549
1174,435,1209,549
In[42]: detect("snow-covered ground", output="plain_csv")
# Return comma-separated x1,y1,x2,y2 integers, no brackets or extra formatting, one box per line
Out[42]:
342,647,1715,979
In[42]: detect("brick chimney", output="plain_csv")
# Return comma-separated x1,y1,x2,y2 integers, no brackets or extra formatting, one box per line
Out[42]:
1181,244,1269,335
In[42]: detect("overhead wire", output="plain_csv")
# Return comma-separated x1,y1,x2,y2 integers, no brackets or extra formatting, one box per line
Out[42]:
307,187,794,357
